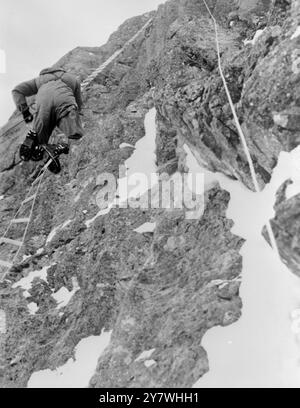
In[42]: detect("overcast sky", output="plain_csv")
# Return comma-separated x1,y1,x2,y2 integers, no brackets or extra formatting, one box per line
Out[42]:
0,0,165,126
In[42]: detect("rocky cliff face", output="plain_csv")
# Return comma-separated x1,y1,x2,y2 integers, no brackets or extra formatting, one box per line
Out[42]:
154,0,298,190
264,179,300,278
0,0,299,388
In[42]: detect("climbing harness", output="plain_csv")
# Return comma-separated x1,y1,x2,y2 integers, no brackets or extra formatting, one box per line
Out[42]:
201,0,280,257
0,18,154,281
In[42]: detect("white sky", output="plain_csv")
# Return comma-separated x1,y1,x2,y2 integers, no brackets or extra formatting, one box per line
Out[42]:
0,0,165,126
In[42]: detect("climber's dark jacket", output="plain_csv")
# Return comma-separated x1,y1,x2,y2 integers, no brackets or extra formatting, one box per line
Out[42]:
12,68,84,144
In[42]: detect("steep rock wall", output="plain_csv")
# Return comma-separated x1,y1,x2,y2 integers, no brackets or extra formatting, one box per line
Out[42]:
153,0,298,190
0,3,244,388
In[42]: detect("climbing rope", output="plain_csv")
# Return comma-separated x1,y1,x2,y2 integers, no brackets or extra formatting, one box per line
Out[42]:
0,19,154,138
0,18,154,282
0,158,52,282
201,0,280,256
80,18,153,90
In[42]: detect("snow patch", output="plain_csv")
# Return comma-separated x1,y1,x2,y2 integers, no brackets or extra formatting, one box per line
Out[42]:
286,181,300,199
85,108,158,227
12,265,53,298
0,195,4,201
291,26,300,40
273,113,289,128
13,265,79,315
135,348,155,362
244,29,266,46
46,226,61,244
52,277,80,310
27,329,112,388
191,145,300,388
134,222,156,234
46,220,72,243
119,143,135,149
62,220,72,229
28,302,38,315
285,146,300,199
144,360,156,368
85,208,111,228
22,254,31,262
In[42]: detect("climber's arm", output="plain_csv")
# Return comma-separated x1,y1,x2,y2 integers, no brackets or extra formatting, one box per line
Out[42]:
12,78,38,113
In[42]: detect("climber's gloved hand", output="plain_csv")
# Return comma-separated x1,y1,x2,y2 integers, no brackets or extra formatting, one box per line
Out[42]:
19,144,32,161
22,107,34,124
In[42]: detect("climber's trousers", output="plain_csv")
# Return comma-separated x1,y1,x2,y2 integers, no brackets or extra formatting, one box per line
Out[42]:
33,105,84,145
57,107,84,140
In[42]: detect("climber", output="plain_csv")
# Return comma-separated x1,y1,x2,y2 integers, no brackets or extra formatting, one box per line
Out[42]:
12,67,84,173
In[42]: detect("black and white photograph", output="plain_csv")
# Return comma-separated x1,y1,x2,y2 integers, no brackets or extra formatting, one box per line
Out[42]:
0,0,300,391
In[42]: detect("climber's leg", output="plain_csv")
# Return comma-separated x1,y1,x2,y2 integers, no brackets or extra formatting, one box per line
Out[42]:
33,104,56,145
19,98,56,162
57,106,84,140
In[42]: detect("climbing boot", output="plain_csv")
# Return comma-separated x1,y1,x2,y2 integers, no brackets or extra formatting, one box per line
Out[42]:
43,143,69,175
19,130,38,161
31,145,45,161
48,157,61,175
43,145,61,175
53,142,70,156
